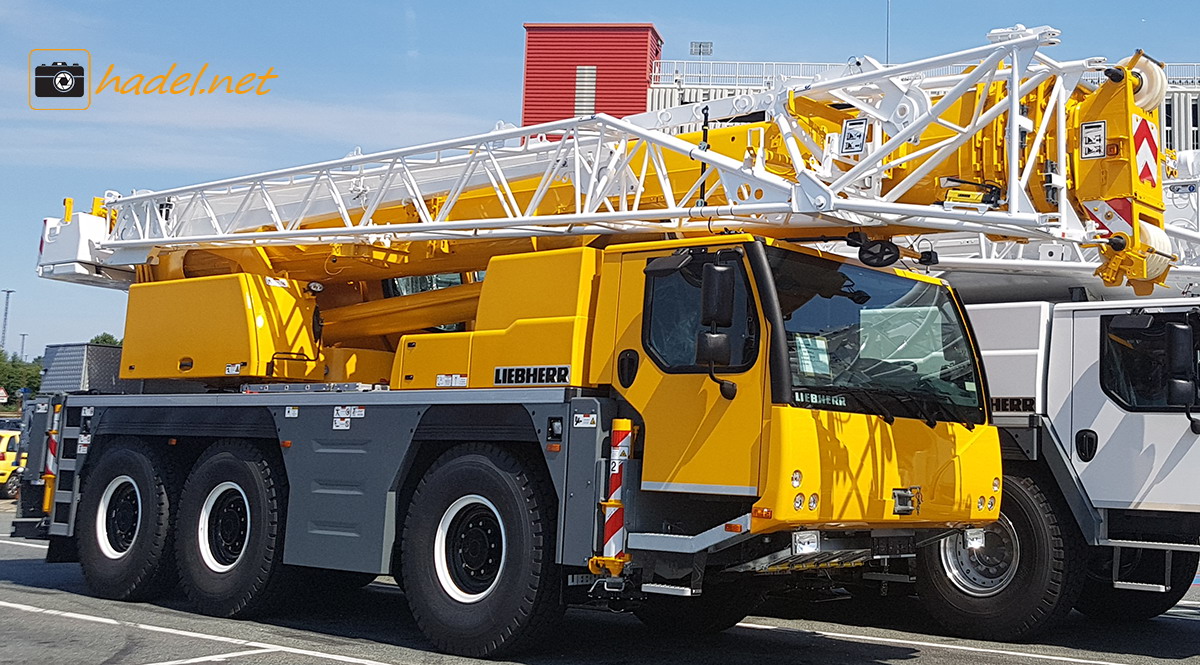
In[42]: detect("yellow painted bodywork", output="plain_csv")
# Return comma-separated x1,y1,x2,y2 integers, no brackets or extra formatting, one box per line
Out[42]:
122,273,321,381
119,229,1001,533
753,408,998,533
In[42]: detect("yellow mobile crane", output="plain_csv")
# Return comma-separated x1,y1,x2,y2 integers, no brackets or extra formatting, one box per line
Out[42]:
26,25,1168,656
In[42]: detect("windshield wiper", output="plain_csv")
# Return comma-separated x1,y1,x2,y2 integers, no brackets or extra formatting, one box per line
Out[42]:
913,378,977,430
841,388,896,425
886,392,938,428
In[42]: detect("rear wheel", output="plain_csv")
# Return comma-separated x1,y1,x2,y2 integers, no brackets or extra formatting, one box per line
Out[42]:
401,443,562,657
915,473,1085,641
4,472,19,499
1074,547,1199,621
635,578,766,634
176,440,296,618
77,439,178,600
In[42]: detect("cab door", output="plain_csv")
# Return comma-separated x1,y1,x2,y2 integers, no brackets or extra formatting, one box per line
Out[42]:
1069,307,1200,512
612,246,768,497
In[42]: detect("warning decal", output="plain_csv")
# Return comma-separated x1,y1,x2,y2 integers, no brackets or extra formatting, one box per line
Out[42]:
1080,121,1106,160
840,118,868,155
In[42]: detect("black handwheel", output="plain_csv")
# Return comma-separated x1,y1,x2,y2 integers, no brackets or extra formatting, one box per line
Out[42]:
77,439,178,601
1075,547,1199,621
176,439,296,618
915,473,1085,641
401,443,562,658
634,577,766,634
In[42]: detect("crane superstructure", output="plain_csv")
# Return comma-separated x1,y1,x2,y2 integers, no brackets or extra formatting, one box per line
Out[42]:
21,25,1174,657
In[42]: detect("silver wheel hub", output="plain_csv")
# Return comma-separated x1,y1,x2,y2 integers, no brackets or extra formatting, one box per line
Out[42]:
939,514,1020,597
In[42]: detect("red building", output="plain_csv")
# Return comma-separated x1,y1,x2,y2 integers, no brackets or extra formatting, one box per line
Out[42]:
521,23,663,126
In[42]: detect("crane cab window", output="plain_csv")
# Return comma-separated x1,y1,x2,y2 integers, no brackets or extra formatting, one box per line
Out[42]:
382,272,483,333
642,255,758,372
1100,312,1200,411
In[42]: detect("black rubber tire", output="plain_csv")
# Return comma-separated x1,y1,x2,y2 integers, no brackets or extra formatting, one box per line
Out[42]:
3,472,19,499
635,577,767,634
76,439,179,601
401,443,563,658
175,439,297,618
1074,548,1199,621
915,473,1086,641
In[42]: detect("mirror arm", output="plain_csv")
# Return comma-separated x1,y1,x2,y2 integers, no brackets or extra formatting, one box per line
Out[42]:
706,362,738,400
1187,403,1200,435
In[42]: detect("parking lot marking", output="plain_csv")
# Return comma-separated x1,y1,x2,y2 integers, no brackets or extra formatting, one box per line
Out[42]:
140,648,280,665
737,622,1130,665
0,600,394,665
0,538,49,549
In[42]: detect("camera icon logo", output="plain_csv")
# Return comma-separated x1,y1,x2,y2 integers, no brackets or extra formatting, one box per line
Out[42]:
36,62,86,97
29,49,90,110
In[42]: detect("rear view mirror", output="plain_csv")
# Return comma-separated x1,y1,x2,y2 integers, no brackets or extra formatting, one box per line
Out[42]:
700,263,734,328
1165,322,1196,407
696,331,731,367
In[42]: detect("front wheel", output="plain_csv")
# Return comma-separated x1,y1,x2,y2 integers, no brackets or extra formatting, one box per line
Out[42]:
401,443,562,658
1074,547,1199,621
915,473,1085,641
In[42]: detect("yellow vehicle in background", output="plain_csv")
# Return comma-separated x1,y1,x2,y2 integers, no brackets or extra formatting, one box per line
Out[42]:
0,431,25,499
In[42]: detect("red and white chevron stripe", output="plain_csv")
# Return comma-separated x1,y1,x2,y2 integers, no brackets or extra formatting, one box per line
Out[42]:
602,423,632,559
44,432,58,477
1133,115,1160,187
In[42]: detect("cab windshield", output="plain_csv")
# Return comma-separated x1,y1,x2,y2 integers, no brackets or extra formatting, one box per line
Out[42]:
765,246,985,425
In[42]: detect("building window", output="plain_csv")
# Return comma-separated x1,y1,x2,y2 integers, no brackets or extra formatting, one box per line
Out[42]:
574,66,597,115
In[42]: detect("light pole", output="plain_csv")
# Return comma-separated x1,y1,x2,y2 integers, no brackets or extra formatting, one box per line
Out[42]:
0,289,12,353
885,0,892,65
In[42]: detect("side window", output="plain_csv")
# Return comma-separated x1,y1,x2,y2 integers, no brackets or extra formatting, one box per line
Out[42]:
382,272,483,332
1100,313,1198,410
643,257,758,372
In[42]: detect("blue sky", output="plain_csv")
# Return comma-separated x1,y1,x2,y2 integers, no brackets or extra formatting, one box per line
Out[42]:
0,0,1188,359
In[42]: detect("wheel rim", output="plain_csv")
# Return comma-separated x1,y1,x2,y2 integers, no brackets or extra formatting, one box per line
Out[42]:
939,514,1020,597
197,481,250,573
96,475,141,560
433,494,506,603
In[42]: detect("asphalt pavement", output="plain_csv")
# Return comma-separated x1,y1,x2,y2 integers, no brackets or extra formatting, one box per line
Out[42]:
1,500,1198,665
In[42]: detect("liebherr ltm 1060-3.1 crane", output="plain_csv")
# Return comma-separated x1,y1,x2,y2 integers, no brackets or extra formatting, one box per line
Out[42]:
18,25,1172,657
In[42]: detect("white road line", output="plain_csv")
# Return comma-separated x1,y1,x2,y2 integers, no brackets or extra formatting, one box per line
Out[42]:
139,648,279,665
0,538,48,549
0,600,394,665
1163,612,1200,622
737,622,1130,665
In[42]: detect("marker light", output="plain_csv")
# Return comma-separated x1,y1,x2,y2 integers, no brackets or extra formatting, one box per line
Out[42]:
794,493,806,511
791,470,803,488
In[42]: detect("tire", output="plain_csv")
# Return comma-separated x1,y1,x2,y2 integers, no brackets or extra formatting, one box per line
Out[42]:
635,577,766,634
915,473,1085,641
3,472,19,499
1074,547,1200,621
175,439,296,618
400,443,563,658
76,439,178,601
